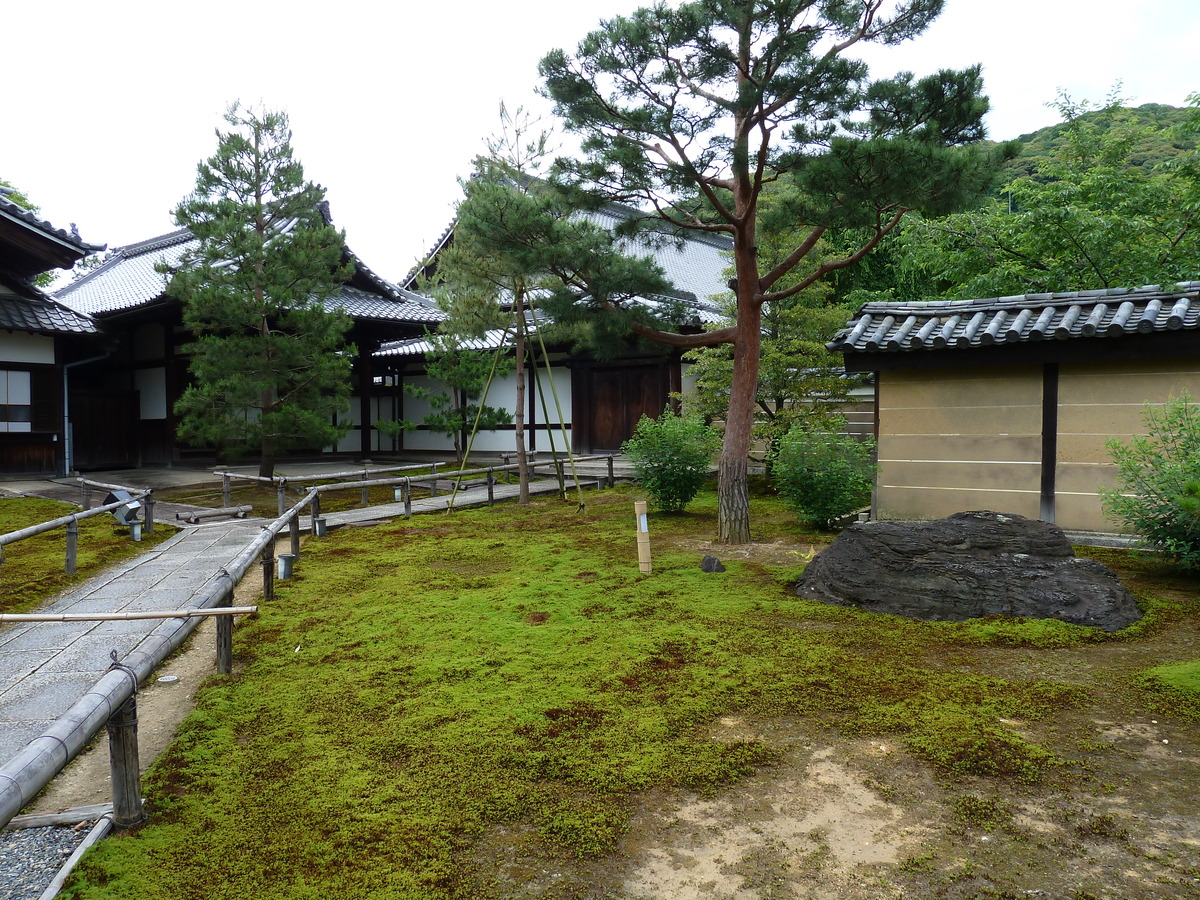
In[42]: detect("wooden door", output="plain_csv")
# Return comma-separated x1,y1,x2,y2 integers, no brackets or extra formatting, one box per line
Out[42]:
585,364,670,452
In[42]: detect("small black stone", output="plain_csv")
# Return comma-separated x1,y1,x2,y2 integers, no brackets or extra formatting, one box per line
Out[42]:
701,555,725,573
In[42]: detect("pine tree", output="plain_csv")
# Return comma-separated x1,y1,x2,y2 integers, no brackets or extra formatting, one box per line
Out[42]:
167,103,354,478
540,0,1013,542
429,106,669,500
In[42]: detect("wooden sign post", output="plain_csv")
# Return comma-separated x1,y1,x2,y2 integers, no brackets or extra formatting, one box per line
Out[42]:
634,500,652,574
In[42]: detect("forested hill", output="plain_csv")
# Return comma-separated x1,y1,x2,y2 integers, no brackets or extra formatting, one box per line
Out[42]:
998,103,1195,182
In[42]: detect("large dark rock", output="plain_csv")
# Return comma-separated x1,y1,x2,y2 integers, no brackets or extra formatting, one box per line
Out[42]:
796,511,1141,632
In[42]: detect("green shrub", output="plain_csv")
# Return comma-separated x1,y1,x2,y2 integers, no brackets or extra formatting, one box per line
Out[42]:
1101,394,1200,570
621,409,720,513
772,418,874,529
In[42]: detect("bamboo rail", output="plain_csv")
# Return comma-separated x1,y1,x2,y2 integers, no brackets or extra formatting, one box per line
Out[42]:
0,607,257,623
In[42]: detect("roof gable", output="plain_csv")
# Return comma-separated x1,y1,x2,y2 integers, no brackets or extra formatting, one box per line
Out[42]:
0,192,105,278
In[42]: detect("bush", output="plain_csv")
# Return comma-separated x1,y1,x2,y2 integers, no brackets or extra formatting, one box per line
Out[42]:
1101,394,1200,570
773,418,874,529
621,410,720,513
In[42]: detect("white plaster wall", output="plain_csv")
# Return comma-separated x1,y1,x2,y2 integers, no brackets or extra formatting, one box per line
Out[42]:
0,332,54,365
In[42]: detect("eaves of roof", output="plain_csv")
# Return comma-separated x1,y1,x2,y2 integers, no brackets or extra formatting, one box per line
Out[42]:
828,283,1200,356
0,194,106,255
0,271,99,335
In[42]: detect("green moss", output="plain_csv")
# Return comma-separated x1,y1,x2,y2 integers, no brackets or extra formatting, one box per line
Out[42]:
53,488,1187,898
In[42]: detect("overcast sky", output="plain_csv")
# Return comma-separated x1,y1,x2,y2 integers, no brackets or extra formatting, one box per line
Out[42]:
6,0,1198,286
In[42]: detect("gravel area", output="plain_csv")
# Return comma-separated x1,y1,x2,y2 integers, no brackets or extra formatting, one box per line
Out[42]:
1,825,88,900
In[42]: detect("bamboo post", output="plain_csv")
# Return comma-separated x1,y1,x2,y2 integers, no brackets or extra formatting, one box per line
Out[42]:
216,596,232,675
634,500,652,574
142,489,155,534
277,479,287,517
222,474,232,508
403,478,412,517
607,456,615,488
65,518,78,576
487,468,495,507
261,544,275,603
107,696,145,827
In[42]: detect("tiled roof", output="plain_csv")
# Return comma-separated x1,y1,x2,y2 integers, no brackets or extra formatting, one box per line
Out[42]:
828,283,1200,355
332,285,443,324
405,200,732,322
0,192,105,256
57,226,441,325
0,275,98,335
377,328,513,359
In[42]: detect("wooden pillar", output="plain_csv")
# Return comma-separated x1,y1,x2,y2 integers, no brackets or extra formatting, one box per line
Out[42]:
261,545,275,603
358,340,373,459
65,518,78,576
1040,363,1059,523
107,696,144,827
216,596,232,675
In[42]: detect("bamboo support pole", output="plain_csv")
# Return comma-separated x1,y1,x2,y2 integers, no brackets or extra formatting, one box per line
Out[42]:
106,696,144,828
0,607,257,623
635,500,652,574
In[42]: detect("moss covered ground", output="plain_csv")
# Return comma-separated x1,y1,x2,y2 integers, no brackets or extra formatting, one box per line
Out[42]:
56,486,1200,899
0,497,174,615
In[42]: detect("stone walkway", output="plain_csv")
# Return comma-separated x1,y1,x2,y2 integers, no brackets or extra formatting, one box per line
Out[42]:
0,466,614,768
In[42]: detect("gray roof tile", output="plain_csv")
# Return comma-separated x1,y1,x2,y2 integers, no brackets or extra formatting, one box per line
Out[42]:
828,283,1200,354
57,227,442,326
0,277,98,335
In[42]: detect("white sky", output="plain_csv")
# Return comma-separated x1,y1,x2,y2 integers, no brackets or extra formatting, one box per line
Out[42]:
5,0,1198,286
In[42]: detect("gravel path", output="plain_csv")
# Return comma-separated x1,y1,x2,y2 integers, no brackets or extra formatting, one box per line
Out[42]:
1,825,88,900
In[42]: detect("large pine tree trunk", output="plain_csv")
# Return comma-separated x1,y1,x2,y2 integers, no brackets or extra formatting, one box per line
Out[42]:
717,237,763,544
514,290,530,503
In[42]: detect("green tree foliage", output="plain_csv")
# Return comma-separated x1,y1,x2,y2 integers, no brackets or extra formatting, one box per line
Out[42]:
428,106,670,498
388,334,513,461
1101,394,1200,571
622,409,721,513
773,419,875,529
898,94,1200,298
166,104,354,477
540,0,1010,543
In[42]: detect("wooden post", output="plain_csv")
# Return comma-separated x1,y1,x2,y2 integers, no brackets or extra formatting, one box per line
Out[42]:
487,468,495,507
222,474,232,509
142,489,155,534
634,500,652,574
361,472,370,507
555,457,565,498
428,464,438,497
607,455,615,489
261,545,275,603
403,478,412,518
311,492,321,526
277,479,287,517
65,518,78,576
107,696,144,827
81,484,92,511
289,515,300,559
216,595,232,675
